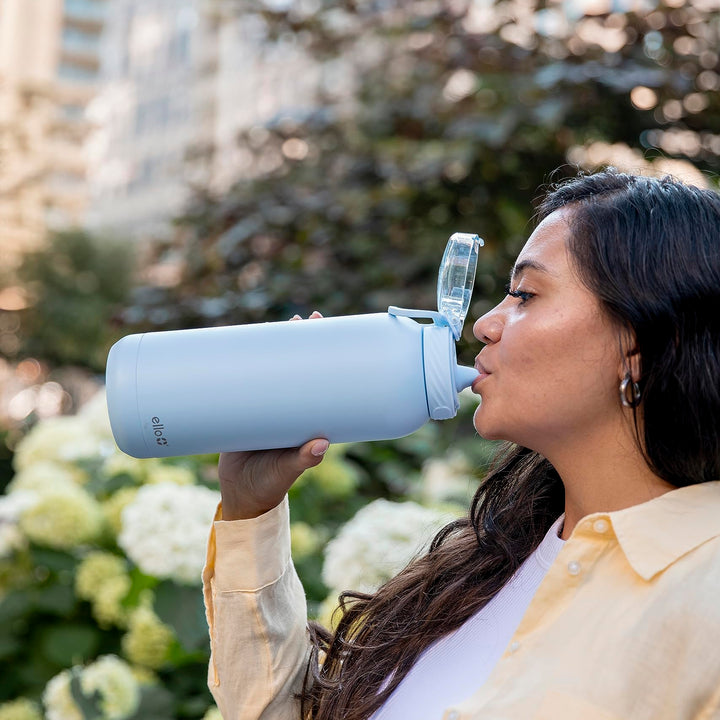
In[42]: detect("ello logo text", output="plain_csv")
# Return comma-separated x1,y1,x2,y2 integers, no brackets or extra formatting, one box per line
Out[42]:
151,417,169,446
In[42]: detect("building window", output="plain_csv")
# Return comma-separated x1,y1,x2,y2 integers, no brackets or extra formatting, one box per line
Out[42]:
169,28,191,66
134,97,172,135
61,26,100,55
58,62,97,83
64,0,105,23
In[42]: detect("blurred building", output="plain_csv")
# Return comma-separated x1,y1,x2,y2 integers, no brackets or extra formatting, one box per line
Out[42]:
210,10,324,193
0,0,106,267
84,0,215,241
84,0,323,242
1,0,334,250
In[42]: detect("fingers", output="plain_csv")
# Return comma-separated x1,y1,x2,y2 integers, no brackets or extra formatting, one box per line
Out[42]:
296,437,329,469
277,437,328,478
217,438,329,520
290,311,324,321
310,438,330,456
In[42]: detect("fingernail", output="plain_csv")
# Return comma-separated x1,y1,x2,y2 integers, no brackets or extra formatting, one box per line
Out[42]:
290,314,301,320
311,440,329,456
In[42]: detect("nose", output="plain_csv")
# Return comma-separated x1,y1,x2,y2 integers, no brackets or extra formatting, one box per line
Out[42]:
473,303,504,345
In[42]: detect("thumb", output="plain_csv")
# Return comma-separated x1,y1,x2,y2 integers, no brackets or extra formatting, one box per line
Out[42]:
280,438,329,478
304,438,330,464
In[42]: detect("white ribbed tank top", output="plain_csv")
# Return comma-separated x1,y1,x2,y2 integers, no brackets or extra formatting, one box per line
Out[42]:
369,515,566,720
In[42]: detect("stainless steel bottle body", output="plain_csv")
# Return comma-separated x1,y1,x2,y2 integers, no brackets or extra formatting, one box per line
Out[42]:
107,313,433,458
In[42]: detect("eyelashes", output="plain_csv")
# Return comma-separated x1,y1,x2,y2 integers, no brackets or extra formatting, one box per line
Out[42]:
504,283,535,304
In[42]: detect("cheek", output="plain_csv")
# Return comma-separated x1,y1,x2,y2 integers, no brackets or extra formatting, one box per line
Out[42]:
499,322,561,390
503,314,617,402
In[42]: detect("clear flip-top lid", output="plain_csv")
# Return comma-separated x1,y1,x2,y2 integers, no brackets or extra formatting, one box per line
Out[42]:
437,232,484,340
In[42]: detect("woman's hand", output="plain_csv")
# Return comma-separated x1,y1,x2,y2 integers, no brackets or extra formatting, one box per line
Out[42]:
217,311,328,520
218,438,329,520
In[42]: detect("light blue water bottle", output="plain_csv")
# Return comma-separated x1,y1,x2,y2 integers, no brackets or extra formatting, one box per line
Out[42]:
106,233,482,458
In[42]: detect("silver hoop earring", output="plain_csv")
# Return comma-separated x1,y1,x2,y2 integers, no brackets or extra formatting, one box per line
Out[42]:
619,374,641,408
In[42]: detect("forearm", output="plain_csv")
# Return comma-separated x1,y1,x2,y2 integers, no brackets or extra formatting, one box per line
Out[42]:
203,498,311,720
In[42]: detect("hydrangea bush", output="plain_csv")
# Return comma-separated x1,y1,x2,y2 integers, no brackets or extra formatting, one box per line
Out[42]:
322,499,459,595
0,388,492,716
0,392,222,718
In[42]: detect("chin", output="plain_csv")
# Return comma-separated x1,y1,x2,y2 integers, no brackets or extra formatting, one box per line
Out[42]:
474,427,505,442
473,406,503,441
473,407,529,445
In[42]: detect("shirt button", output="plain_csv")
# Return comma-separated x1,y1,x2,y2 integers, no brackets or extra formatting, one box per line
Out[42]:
447,711,460,720
567,560,582,576
593,519,609,534
509,640,521,653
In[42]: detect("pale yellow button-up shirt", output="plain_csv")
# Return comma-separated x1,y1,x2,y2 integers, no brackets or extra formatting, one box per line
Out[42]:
203,481,720,720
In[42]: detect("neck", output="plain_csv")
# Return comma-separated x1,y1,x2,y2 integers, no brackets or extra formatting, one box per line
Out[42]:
543,418,676,540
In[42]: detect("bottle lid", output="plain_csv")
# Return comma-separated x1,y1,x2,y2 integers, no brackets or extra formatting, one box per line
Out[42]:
437,233,484,340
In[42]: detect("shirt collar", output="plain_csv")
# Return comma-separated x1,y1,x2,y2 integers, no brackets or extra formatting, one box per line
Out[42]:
605,481,720,581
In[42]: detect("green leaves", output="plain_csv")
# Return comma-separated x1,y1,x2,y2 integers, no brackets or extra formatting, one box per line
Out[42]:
10,230,135,371
44,626,100,667
123,1,720,344
153,582,208,655
126,685,175,720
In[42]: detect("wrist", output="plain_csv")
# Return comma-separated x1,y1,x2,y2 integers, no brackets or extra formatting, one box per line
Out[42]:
219,488,284,521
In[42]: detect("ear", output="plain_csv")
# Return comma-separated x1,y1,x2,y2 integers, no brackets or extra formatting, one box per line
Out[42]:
617,328,641,382
626,347,642,383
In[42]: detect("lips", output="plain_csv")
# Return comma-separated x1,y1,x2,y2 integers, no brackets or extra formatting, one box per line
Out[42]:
472,357,491,392
474,356,491,375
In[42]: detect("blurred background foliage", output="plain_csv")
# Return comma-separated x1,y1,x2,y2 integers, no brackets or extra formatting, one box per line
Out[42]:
2,0,719,371
120,0,720,368
1,0,720,717
14,231,135,372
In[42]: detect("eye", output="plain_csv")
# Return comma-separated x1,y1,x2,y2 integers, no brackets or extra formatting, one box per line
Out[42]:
504,283,535,305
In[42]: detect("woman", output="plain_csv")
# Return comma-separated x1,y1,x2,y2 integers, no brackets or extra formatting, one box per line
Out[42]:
203,169,720,720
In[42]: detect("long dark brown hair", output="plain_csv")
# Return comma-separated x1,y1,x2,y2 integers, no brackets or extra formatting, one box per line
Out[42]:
300,169,720,719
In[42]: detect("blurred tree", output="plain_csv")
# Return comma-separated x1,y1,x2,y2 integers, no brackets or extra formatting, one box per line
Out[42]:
13,230,135,372
123,0,720,368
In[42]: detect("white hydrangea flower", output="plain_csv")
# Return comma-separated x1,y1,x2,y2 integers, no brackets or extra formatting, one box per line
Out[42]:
119,482,220,584
75,552,128,602
121,605,174,669
80,655,140,720
0,522,24,560
322,499,456,594
77,389,114,439
102,449,147,482
8,461,85,494
0,697,42,720
419,452,475,505
102,488,139,538
18,484,103,550
13,415,110,471
144,463,196,486
0,492,36,558
42,670,82,720
0,491,36,522
43,657,139,720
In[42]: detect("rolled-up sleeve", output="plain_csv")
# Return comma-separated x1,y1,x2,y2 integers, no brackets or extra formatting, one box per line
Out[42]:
203,497,310,720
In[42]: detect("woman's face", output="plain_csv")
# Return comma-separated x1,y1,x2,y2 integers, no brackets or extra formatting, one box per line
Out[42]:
471,208,625,454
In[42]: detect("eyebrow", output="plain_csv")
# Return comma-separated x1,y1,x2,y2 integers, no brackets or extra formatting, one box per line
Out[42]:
510,259,552,280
